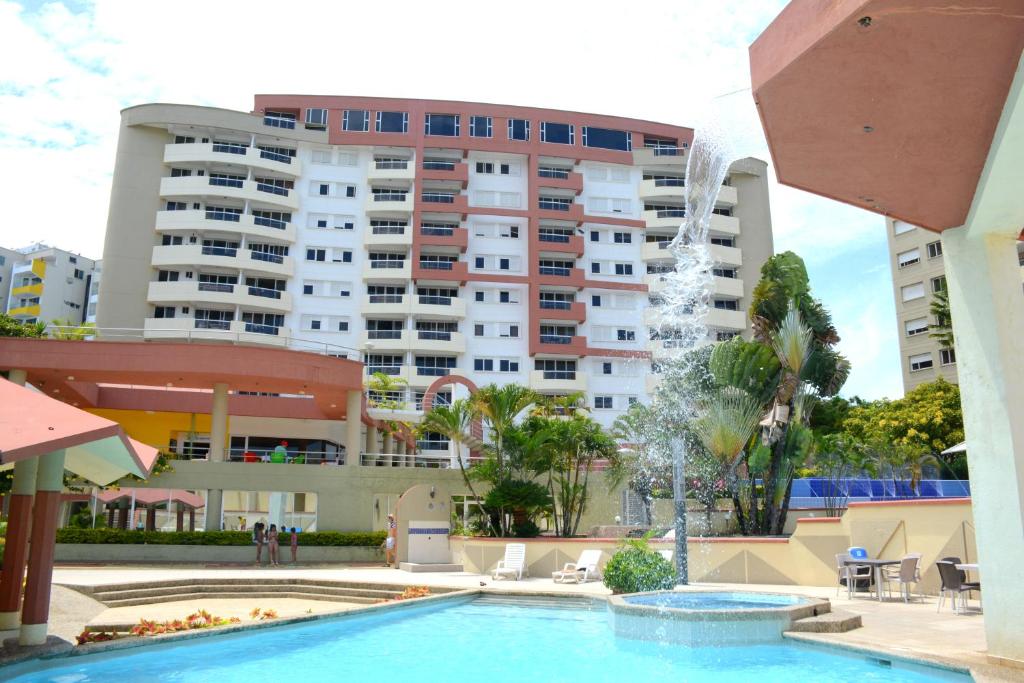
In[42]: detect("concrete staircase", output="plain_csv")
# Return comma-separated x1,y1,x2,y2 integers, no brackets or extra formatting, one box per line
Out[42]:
788,609,863,633
63,578,458,608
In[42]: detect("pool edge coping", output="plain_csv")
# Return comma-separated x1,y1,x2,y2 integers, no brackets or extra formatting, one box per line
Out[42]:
783,632,984,680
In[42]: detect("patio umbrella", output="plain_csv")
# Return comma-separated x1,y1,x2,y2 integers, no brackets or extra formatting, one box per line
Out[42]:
942,442,967,455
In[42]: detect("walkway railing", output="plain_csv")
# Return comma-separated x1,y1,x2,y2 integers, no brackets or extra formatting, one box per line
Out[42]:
360,452,452,468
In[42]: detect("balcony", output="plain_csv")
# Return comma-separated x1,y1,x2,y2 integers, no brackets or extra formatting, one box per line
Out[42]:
160,176,298,211
363,226,413,248
143,317,290,347
367,159,415,182
364,364,415,386
362,259,412,281
360,329,409,352
707,307,747,331
709,243,743,267
10,283,43,297
421,162,469,187
713,275,745,298
536,266,586,288
717,185,738,206
414,260,468,283
632,146,688,167
361,294,411,317
418,192,469,215
710,213,740,235
419,225,469,251
7,304,40,318
409,364,460,387
537,171,583,194
534,333,587,356
536,300,586,323
365,192,414,215
529,370,588,394
536,233,585,257
151,244,294,278
644,273,670,293
537,200,584,223
641,240,674,261
146,280,291,313
155,210,296,243
639,178,686,200
411,295,467,319
648,339,688,361
410,330,466,353
642,208,686,230
163,142,301,177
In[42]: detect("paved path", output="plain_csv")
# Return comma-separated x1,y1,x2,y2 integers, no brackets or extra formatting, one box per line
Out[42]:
6,564,1013,681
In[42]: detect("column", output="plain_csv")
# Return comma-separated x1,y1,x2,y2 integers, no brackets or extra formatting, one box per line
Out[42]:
19,449,66,646
106,505,115,528
204,382,228,531
382,432,394,456
176,503,185,532
943,226,1024,663
345,390,362,467
188,507,196,531
118,501,129,529
0,458,37,630
365,424,379,454
145,506,156,531
396,440,407,455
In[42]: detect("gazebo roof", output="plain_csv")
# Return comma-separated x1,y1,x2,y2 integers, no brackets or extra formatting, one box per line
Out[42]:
0,378,158,485
96,487,205,508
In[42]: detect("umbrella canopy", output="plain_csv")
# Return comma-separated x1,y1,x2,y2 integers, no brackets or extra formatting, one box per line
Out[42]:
942,442,968,455
97,488,204,509
0,378,157,485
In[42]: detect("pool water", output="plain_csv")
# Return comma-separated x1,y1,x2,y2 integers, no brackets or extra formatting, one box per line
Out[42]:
624,591,805,610
9,597,966,682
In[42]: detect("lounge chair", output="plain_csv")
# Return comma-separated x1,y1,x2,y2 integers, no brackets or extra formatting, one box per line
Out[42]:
552,549,602,584
936,560,980,614
493,543,527,581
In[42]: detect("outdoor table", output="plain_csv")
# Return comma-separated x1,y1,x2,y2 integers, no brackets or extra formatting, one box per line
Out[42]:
844,558,900,601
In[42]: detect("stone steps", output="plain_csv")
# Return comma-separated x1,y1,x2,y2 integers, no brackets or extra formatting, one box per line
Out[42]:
97,591,385,608
90,583,401,603
788,610,862,633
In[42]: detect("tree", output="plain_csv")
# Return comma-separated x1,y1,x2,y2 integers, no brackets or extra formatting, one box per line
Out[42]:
929,286,954,349
365,371,412,444
48,319,96,340
542,413,619,537
612,403,671,527
0,313,46,338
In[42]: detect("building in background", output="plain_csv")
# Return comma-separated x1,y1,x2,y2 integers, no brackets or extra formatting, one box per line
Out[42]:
886,217,1024,391
2,243,97,326
98,96,775,436
85,260,102,324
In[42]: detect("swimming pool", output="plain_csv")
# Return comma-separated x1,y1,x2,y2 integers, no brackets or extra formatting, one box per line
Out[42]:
623,591,807,610
7,596,967,682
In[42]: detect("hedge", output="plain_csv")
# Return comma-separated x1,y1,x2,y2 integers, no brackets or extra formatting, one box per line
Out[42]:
55,529,386,547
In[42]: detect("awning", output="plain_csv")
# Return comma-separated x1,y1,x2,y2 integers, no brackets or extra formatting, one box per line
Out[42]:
0,378,158,485
942,442,968,455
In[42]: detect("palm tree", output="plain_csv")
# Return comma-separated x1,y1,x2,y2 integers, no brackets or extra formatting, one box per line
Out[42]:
469,384,540,482
48,319,96,340
929,287,954,349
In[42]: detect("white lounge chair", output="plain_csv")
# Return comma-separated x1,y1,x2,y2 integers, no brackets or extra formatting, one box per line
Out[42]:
493,543,527,581
552,549,603,584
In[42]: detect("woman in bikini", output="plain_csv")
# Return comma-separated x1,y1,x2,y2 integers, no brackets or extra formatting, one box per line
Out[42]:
384,514,397,567
268,523,280,566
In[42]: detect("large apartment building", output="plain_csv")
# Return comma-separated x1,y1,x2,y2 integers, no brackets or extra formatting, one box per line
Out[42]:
98,96,774,432
886,217,1024,391
1,243,97,326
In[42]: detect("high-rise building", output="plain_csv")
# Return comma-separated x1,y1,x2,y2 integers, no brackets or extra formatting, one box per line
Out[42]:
2,243,97,326
98,96,775,428
886,217,1024,392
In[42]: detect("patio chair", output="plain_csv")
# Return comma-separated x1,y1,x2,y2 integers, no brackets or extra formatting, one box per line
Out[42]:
835,552,873,597
658,549,673,562
492,543,527,581
936,561,980,614
552,549,603,584
882,554,921,602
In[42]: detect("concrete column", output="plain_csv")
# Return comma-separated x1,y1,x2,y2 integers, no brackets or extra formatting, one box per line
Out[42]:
396,440,407,455
145,506,157,531
19,450,66,646
7,369,27,386
118,501,129,529
176,503,185,532
382,432,394,455
106,505,115,528
365,424,379,454
345,390,362,466
204,382,229,531
188,507,196,531
0,458,38,630
943,226,1024,664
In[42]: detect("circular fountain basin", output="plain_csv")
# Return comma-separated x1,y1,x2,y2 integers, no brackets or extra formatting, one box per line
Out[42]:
607,590,829,647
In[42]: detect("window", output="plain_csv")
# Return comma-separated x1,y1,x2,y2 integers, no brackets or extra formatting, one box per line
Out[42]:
940,348,956,365
613,232,632,244
927,241,943,259
594,396,613,410
713,267,737,279
303,284,314,295
614,263,633,276
376,111,408,133
616,329,636,341
590,230,600,242
499,258,510,271
470,115,492,138
588,196,631,214
582,126,631,151
931,276,947,293
591,295,601,307
475,358,494,372
713,299,739,311
342,109,369,132
153,306,175,319
897,248,921,268
716,331,739,341
591,262,601,274
306,248,326,262
476,162,494,174
710,236,734,247
305,108,328,129
475,291,485,302
602,362,612,375
905,317,929,336
893,220,915,235
311,150,332,164
499,291,512,303
165,201,186,211
909,353,933,372
507,118,529,141
73,269,84,280
901,282,925,301
541,122,574,145
425,113,459,136
157,270,179,282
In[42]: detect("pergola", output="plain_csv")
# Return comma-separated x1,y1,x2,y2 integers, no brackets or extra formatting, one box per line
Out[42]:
750,0,1024,666
0,376,158,646
95,488,206,531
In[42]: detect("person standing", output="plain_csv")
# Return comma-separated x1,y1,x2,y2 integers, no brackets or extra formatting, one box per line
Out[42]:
383,513,397,567
268,523,280,566
289,527,299,564
253,522,265,565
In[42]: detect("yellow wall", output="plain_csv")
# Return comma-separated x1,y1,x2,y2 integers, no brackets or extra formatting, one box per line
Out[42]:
88,408,223,450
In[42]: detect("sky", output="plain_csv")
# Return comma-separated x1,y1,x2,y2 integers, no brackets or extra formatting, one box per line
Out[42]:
0,0,903,400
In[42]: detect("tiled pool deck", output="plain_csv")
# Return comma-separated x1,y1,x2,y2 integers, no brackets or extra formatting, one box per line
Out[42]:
1,564,1017,682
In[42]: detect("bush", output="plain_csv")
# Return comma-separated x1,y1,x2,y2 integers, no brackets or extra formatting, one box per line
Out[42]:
55,528,386,547
602,539,676,594
511,519,541,538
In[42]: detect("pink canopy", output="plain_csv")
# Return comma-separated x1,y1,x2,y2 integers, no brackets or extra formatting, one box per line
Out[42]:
97,488,204,508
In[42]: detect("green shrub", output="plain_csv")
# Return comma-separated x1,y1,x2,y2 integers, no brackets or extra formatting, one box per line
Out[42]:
511,519,541,538
55,528,386,547
602,539,676,594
